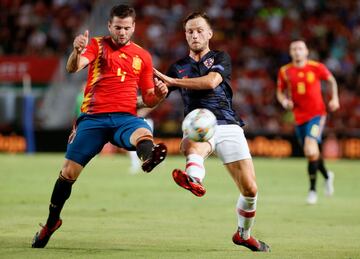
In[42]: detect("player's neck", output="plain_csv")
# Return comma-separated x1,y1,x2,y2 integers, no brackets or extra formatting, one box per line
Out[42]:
293,59,307,67
189,48,210,62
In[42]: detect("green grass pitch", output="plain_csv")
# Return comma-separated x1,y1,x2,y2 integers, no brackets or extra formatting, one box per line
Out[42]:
0,154,359,259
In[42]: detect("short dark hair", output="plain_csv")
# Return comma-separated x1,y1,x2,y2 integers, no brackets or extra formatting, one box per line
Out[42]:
290,38,307,44
109,4,136,22
183,11,211,28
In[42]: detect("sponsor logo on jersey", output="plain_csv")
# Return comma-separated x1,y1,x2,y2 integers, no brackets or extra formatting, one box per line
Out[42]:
119,53,127,59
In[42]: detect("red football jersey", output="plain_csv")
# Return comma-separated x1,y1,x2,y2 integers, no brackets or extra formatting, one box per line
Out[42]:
277,60,331,125
80,36,154,115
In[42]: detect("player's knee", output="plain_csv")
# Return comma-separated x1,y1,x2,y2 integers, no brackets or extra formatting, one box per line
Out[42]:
304,147,319,159
242,183,258,197
61,163,82,181
304,139,319,158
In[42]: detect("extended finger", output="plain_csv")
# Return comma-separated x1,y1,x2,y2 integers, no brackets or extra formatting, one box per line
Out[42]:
153,68,163,77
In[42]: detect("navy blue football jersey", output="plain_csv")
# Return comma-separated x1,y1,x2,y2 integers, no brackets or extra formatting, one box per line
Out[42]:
167,50,244,126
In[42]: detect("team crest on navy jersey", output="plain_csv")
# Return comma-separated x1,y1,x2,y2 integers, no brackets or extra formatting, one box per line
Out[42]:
203,57,214,68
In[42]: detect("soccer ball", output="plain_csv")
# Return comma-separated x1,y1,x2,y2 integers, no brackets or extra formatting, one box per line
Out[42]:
182,108,217,142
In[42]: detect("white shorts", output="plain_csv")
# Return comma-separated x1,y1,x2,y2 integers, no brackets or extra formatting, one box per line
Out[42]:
211,124,252,164
181,124,252,164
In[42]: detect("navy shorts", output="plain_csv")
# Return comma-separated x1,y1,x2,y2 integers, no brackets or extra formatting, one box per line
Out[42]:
295,115,326,146
65,113,152,167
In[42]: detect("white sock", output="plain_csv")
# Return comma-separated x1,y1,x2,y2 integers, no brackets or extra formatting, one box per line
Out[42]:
236,194,257,240
129,151,140,168
185,154,205,182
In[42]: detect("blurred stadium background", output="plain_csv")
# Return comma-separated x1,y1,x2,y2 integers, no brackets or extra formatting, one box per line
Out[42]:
0,0,359,158
1,1,360,258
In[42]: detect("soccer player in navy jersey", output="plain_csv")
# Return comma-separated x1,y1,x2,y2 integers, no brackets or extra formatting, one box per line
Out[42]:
154,12,270,252
32,5,168,248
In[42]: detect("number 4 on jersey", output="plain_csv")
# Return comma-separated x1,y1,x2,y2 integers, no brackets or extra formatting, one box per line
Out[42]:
117,68,127,82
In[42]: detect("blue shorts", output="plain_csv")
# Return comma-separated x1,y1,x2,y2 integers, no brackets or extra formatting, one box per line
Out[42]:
65,113,152,167
295,115,326,146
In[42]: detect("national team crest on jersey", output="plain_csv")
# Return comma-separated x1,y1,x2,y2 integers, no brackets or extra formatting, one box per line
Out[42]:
306,71,315,83
132,56,142,74
203,57,214,69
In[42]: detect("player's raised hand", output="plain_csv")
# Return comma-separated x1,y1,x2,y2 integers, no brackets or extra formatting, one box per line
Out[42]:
328,97,340,112
153,68,175,86
154,77,168,98
73,30,89,53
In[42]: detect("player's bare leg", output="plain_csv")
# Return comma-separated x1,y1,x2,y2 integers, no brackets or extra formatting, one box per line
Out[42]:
172,139,210,197
32,160,83,248
304,137,320,204
226,159,270,252
130,128,167,173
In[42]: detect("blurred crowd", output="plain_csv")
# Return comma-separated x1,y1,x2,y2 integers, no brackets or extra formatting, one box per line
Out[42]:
0,0,93,56
1,0,360,136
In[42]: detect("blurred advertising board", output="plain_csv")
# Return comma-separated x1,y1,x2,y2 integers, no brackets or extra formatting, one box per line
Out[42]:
3,133,359,159
0,56,59,83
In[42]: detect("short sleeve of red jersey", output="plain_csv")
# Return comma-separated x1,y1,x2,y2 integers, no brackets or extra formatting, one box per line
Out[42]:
138,51,155,92
81,38,99,63
316,62,332,80
277,67,287,91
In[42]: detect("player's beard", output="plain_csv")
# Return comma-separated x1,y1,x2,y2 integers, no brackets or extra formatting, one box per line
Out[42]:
111,33,130,47
190,42,206,54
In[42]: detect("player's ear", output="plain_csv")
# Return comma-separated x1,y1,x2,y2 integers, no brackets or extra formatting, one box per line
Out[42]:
107,20,111,32
208,29,213,39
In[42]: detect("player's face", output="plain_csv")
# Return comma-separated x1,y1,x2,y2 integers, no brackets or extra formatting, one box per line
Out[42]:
289,41,309,62
108,16,135,46
185,17,213,53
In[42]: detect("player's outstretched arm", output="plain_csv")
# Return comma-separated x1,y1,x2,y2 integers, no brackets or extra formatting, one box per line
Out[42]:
153,68,222,90
66,30,90,73
327,75,340,112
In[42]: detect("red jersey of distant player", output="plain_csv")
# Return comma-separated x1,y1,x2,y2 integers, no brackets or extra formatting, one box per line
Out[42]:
277,60,332,125
80,36,154,115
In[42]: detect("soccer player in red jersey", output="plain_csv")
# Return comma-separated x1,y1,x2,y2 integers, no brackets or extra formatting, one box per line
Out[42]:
32,5,168,248
277,40,340,204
